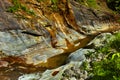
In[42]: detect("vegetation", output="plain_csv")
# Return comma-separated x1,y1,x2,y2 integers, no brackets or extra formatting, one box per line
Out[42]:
107,0,120,13
76,0,120,14
91,52,120,80
7,0,35,15
85,0,98,8
51,0,59,11
109,32,120,51
75,0,100,9
82,32,120,80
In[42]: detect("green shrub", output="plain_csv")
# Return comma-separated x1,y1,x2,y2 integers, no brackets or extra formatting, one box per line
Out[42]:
109,32,120,51
91,52,120,80
84,32,120,80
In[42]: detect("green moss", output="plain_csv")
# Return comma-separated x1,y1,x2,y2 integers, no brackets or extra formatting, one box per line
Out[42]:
86,0,99,8
49,0,59,12
21,5,35,15
7,0,21,12
51,0,58,4
76,0,100,9
7,0,35,15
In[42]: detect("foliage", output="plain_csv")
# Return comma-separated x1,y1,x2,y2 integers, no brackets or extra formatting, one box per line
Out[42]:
75,0,99,9
86,0,98,8
7,0,35,15
83,32,120,80
107,0,120,13
109,32,120,51
51,0,58,4
7,0,21,12
51,0,58,11
91,53,120,80
76,0,120,14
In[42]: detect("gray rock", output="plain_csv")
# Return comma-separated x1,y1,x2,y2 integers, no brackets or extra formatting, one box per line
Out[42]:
0,30,38,56
18,49,94,80
18,73,41,80
18,61,83,80
89,33,112,47
66,49,86,63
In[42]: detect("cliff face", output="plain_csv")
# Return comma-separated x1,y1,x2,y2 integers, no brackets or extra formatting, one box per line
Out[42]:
0,0,120,79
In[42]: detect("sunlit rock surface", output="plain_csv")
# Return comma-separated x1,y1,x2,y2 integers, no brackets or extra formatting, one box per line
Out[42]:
66,48,86,63
18,33,115,80
18,49,92,80
0,0,120,79
18,59,83,80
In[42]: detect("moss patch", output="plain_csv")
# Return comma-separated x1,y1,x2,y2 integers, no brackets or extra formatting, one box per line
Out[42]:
86,0,99,8
76,0,100,9
7,0,35,15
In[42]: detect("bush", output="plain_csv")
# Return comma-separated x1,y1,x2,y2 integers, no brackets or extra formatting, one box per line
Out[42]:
84,32,120,80
107,0,120,13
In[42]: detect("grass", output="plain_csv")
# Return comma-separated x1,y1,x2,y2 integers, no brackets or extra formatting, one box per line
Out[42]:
7,0,35,15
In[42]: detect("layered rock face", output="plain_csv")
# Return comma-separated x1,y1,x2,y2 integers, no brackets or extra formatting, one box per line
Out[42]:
0,0,120,75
